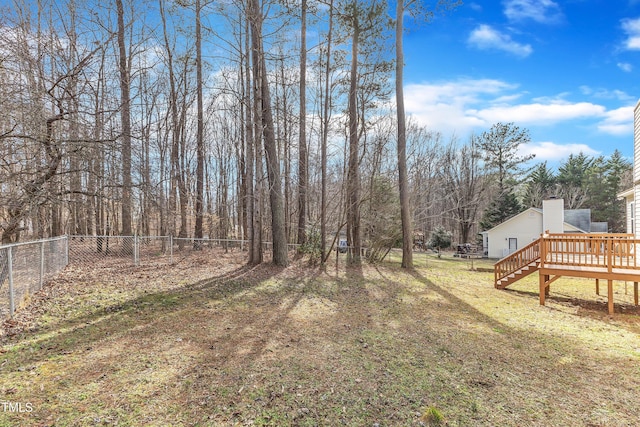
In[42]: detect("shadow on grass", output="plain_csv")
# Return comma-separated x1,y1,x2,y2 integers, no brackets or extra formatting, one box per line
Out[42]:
0,262,286,367
408,262,640,343
505,287,640,321
406,268,510,331
3,256,640,426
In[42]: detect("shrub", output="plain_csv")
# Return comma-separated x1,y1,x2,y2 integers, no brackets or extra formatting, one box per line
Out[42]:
299,228,322,264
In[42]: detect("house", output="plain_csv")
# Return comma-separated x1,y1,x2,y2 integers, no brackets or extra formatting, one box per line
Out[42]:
617,99,640,237
495,102,639,314
481,198,608,259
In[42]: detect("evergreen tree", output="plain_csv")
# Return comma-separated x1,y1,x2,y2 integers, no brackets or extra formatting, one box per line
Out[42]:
556,152,593,209
584,150,631,232
479,122,534,193
428,225,452,252
584,156,608,222
480,190,523,231
605,150,632,231
522,161,556,208
478,122,531,230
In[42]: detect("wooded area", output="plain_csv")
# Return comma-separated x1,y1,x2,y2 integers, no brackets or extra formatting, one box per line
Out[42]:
0,0,632,265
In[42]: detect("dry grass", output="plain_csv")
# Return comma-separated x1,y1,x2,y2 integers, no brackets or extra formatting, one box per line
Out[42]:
1,249,639,426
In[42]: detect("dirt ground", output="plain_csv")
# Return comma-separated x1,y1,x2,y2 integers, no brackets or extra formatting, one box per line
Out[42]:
1,249,639,426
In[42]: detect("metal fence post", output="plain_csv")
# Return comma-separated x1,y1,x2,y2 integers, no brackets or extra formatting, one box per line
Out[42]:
134,234,139,266
170,235,173,264
65,235,69,266
8,246,14,318
39,241,45,290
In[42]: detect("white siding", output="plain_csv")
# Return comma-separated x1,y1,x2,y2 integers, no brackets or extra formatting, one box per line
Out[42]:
486,209,543,259
635,100,640,183
617,192,633,234
635,100,640,238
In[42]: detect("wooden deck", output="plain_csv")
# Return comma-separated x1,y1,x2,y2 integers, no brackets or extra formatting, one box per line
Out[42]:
495,233,640,314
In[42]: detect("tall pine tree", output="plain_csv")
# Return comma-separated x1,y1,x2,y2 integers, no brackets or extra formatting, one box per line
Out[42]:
522,162,556,208
479,191,522,231
479,122,531,230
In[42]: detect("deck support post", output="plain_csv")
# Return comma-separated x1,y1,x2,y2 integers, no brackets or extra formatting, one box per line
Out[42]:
595,279,599,296
607,279,614,315
634,282,638,306
539,273,549,306
545,281,550,296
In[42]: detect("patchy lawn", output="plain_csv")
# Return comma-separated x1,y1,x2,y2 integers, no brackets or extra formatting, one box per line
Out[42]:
1,250,639,426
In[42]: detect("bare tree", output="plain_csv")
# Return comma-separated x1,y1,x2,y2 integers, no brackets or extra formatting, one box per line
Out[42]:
249,0,288,266
115,0,133,238
297,0,308,246
159,0,190,239
340,0,389,264
395,0,412,267
0,5,105,243
440,135,486,244
194,0,205,240
314,0,337,263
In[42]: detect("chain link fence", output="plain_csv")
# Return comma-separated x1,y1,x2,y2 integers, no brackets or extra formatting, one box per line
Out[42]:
68,235,251,267
0,237,68,319
3,235,300,319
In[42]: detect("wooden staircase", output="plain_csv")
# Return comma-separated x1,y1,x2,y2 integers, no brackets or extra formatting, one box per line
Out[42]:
494,238,541,289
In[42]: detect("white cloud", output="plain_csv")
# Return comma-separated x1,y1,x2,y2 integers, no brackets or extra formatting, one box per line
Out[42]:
597,106,635,135
578,86,593,96
468,101,606,125
404,78,633,139
520,141,600,161
405,79,518,106
618,62,633,72
579,86,634,101
621,17,640,50
404,78,520,132
468,24,532,57
503,0,563,24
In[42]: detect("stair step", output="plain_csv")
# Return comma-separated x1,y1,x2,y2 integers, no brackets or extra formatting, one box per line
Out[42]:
494,239,542,289
495,264,540,289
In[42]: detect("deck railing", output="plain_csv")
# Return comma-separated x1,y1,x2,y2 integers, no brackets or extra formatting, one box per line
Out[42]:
495,233,640,286
540,233,638,272
494,238,541,285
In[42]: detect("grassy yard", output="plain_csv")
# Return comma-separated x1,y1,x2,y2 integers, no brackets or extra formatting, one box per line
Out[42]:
1,250,639,426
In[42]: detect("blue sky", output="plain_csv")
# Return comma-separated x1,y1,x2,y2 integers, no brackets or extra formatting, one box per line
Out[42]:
401,0,640,167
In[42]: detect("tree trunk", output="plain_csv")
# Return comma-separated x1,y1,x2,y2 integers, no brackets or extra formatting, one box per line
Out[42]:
249,0,288,266
194,0,205,240
297,0,308,246
346,22,361,264
248,3,262,264
320,0,334,263
396,0,413,268
116,0,133,238
178,57,189,239
159,0,177,237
